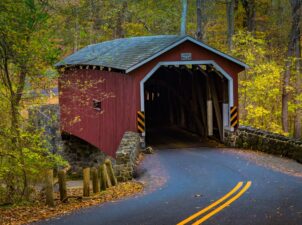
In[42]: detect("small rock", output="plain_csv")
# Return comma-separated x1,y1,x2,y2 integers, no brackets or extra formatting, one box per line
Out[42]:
143,146,154,154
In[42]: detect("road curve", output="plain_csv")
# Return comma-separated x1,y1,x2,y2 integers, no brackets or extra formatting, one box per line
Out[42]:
38,148,302,225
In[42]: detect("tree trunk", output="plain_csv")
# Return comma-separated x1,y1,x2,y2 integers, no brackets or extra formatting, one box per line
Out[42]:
282,67,291,133
180,0,188,35
116,1,127,38
294,0,302,138
282,0,301,134
3,61,29,200
196,0,206,41
226,0,235,50
73,7,79,53
241,0,256,32
294,54,302,138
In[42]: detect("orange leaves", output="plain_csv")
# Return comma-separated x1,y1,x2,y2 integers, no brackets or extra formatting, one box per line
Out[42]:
0,181,143,225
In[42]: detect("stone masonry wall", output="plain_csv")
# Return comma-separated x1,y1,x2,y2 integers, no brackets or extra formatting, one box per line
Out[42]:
30,105,142,179
114,131,141,182
28,104,62,154
62,135,107,174
224,126,302,163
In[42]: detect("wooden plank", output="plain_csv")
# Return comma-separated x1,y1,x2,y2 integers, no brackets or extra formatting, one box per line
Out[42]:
209,76,223,141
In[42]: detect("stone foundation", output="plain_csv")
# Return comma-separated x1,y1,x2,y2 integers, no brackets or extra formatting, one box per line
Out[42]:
62,135,107,174
114,131,141,181
30,105,142,178
224,126,302,163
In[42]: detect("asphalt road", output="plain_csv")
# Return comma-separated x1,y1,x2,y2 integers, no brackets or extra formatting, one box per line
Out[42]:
39,147,302,225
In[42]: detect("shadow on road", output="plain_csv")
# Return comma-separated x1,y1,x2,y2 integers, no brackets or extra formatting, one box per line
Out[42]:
146,126,220,149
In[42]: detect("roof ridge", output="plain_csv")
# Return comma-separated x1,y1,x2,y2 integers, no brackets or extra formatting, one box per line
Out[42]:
87,34,180,47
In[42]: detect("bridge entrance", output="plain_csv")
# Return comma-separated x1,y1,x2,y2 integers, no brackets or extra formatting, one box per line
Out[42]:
142,63,230,147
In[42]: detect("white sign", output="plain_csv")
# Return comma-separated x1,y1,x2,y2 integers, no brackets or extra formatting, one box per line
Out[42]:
181,53,192,61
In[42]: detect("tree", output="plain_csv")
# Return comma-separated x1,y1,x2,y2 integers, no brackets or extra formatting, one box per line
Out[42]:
292,0,302,138
196,0,206,41
180,0,188,35
282,0,302,135
241,0,256,32
115,1,128,38
0,0,65,203
232,31,283,133
226,0,235,50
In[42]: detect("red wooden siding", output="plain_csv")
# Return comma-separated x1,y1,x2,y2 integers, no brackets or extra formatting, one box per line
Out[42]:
59,70,137,157
130,41,244,109
59,40,244,157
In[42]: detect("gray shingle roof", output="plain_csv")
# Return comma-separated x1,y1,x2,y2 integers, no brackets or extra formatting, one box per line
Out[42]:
55,35,184,70
55,35,248,72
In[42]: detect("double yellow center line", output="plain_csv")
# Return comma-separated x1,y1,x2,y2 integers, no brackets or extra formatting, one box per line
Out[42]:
177,181,252,225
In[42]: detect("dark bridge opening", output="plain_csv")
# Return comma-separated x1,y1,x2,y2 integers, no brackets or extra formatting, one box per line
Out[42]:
144,65,228,148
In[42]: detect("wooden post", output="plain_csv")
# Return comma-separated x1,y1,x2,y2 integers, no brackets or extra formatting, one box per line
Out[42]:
104,164,112,188
207,100,213,136
197,67,210,136
105,159,117,186
91,167,100,193
100,164,112,189
83,167,90,197
209,76,223,141
178,70,186,128
190,70,204,136
198,78,208,136
45,169,55,207
99,165,106,191
58,170,67,202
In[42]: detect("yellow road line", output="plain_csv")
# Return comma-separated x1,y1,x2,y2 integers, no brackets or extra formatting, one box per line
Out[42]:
176,182,243,225
192,181,252,225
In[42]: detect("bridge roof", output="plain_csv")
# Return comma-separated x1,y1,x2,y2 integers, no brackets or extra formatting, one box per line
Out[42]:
55,35,248,73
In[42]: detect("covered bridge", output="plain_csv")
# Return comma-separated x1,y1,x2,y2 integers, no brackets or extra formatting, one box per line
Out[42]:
56,35,248,157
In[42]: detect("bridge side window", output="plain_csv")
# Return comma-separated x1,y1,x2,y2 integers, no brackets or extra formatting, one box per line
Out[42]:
93,99,101,111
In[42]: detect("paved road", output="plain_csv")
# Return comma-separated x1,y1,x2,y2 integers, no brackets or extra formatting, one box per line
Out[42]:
40,148,302,225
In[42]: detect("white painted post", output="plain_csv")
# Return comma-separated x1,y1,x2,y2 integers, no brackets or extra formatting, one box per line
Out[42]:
207,100,213,136
223,103,229,128
222,103,229,141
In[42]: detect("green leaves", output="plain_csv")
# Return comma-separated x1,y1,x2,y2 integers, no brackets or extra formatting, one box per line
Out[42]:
0,0,66,204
